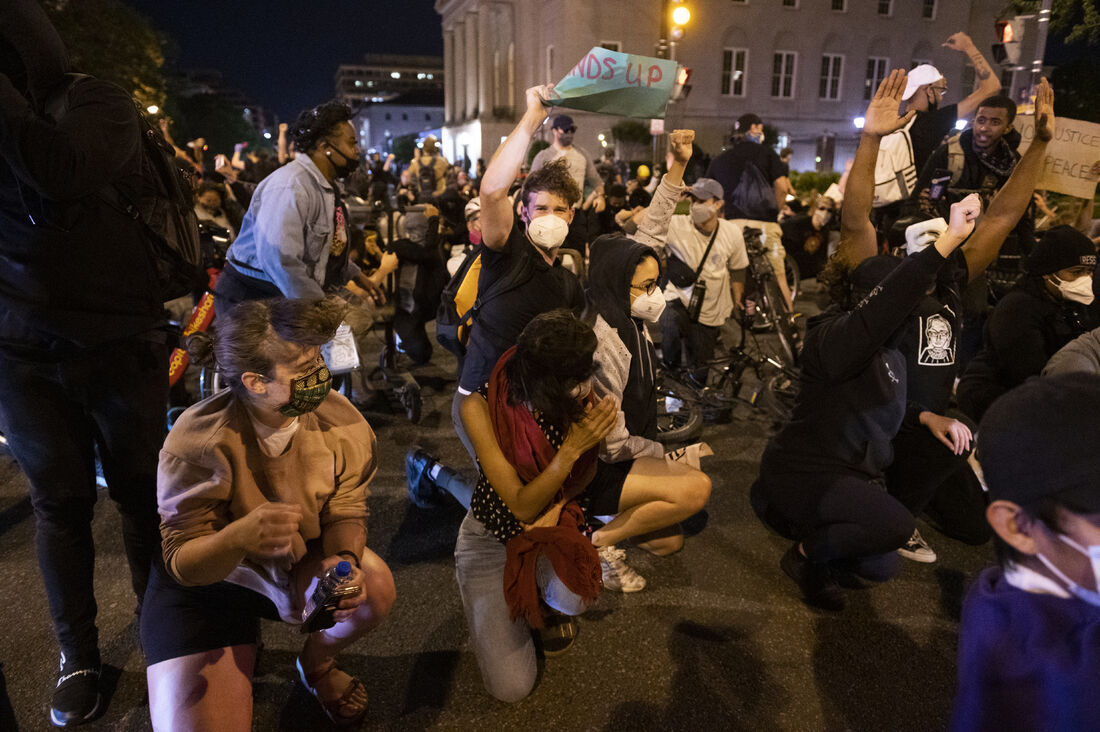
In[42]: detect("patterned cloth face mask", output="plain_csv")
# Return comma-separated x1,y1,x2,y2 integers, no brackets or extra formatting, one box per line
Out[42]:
278,361,333,417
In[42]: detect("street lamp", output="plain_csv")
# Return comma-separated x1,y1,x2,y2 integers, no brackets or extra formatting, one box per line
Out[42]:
146,104,159,115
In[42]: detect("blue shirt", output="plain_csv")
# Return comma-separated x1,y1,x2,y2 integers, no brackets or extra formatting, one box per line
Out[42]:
226,156,360,299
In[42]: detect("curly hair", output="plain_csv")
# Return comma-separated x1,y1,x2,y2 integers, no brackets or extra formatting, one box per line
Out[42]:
817,250,856,310
505,309,596,430
519,157,582,210
188,296,347,395
290,100,353,154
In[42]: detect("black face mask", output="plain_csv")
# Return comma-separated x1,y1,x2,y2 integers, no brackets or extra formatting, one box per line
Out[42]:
326,143,361,178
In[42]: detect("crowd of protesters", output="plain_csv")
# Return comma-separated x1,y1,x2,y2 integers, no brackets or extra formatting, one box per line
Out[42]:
2,1,1100,727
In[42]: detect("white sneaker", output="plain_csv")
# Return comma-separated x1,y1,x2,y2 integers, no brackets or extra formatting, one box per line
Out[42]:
897,529,937,563
599,544,647,592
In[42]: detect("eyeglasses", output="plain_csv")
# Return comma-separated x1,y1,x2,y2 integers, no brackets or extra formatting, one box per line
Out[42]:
816,206,835,214
929,85,948,97
630,279,660,295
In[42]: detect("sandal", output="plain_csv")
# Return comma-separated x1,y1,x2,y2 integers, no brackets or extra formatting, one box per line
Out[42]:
536,610,578,658
295,657,368,726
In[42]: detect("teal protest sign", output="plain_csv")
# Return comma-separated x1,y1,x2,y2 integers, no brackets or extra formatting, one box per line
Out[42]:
546,47,680,119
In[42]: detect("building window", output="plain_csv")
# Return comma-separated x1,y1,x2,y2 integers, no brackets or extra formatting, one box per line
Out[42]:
401,113,408,121
819,54,843,101
722,48,748,96
831,0,846,10
385,113,391,121
729,0,747,4
877,0,892,15
912,58,932,68
864,56,888,100
782,0,798,7
771,51,796,99
425,113,431,121
600,41,621,52
921,0,936,19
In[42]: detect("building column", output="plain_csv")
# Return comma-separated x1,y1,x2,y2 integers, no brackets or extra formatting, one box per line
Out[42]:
443,29,454,124
453,20,466,123
465,13,478,120
477,7,493,118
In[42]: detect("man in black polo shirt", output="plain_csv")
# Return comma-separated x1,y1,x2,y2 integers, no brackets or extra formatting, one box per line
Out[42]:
449,84,585,469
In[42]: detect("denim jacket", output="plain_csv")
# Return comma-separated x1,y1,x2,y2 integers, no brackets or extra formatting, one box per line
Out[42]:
226,155,360,299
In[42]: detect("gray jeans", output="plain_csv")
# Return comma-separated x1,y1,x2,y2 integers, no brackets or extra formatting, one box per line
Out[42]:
454,512,588,702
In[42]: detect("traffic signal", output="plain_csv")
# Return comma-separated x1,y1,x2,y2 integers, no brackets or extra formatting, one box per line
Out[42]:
670,0,690,40
993,17,1025,65
671,66,693,101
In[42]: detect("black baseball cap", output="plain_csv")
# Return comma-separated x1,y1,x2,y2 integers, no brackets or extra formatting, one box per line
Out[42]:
977,373,1100,512
551,114,575,130
1025,225,1098,276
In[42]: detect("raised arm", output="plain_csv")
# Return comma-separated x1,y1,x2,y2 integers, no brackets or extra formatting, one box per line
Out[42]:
961,78,1055,281
839,69,916,267
480,85,553,251
629,129,693,248
943,33,1002,119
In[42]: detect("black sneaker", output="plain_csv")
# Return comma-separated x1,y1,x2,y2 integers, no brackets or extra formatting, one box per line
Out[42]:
780,544,845,611
405,447,443,509
50,653,102,727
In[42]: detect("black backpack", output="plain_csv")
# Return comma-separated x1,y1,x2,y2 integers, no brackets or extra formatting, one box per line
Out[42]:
47,74,202,300
417,154,439,197
729,160,775,220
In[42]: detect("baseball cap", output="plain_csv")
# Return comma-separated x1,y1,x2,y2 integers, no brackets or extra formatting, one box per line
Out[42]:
464,197,480,221
688,178,724,201
977,372,1100,512
550,114,575,130
1025,225,1098,276
905,217,948,255
902,64,944,101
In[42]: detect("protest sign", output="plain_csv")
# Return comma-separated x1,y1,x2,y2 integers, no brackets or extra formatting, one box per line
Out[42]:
545,47,680,119
1014,114,1100,198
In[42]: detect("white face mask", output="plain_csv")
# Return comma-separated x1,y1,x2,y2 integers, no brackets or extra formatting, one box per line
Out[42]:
630,290,666,323
1051,274,1095,305
690,201,715,228
905,217,948,255
526,214,570,250
1035,533,1100,607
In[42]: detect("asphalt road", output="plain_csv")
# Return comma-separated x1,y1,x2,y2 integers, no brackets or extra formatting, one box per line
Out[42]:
0,293,993,731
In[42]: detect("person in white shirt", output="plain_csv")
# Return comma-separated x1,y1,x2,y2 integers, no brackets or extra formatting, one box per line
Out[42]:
659,178,749,381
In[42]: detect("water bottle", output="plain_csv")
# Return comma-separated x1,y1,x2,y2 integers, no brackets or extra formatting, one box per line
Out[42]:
301,561,360,633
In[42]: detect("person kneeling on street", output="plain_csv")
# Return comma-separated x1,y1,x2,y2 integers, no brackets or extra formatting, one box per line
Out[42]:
141,297,396,729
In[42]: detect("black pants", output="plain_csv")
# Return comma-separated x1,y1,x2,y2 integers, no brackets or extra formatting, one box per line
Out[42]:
0,336,169,664
393,309,433,365
751,471,914,563
660,298,719,383
886,412,991,545
213,262,283,318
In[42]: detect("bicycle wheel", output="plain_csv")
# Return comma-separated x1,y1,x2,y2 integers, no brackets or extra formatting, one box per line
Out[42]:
655,372,703,444
198,366,227,399
761,276,799,368
760,371,799,424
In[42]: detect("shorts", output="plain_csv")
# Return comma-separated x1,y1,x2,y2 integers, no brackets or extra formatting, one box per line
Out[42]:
141,563,281,666
581,458,633,516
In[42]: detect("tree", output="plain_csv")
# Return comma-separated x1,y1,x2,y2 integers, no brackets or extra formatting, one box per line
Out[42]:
166,90,265,157
392,133,418,165
1007,0,1100,44
40,0,167,108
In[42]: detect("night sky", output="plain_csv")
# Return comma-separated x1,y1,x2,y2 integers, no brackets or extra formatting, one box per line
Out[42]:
126,0,443,123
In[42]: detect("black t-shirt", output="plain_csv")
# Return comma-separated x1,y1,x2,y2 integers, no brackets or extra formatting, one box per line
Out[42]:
706,140,785,221
908,103,959,176
898,249,969,413
458,221,584,391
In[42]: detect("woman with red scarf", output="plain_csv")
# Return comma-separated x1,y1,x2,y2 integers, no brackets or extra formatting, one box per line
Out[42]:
455,310,629,702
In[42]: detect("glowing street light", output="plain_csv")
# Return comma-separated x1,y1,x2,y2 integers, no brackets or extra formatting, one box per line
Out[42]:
853,116,865,129
672,5,690,25
146,104,159,115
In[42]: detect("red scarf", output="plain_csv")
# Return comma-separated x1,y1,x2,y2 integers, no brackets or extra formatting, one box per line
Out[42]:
488,347,602,628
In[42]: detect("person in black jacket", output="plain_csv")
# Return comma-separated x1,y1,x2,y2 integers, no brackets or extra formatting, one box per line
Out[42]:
957,225,1097,423
0,1,170,724
751,70,980,611
391,205,447,365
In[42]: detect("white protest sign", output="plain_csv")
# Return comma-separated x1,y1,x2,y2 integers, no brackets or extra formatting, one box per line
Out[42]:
1014,114,1100,198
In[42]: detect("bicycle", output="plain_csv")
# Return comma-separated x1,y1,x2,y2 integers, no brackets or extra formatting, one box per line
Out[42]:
656,308,800,444
740,226,801,369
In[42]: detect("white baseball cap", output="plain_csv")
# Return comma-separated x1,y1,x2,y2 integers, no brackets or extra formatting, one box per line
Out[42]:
902,64,944,101
905,217,948,255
